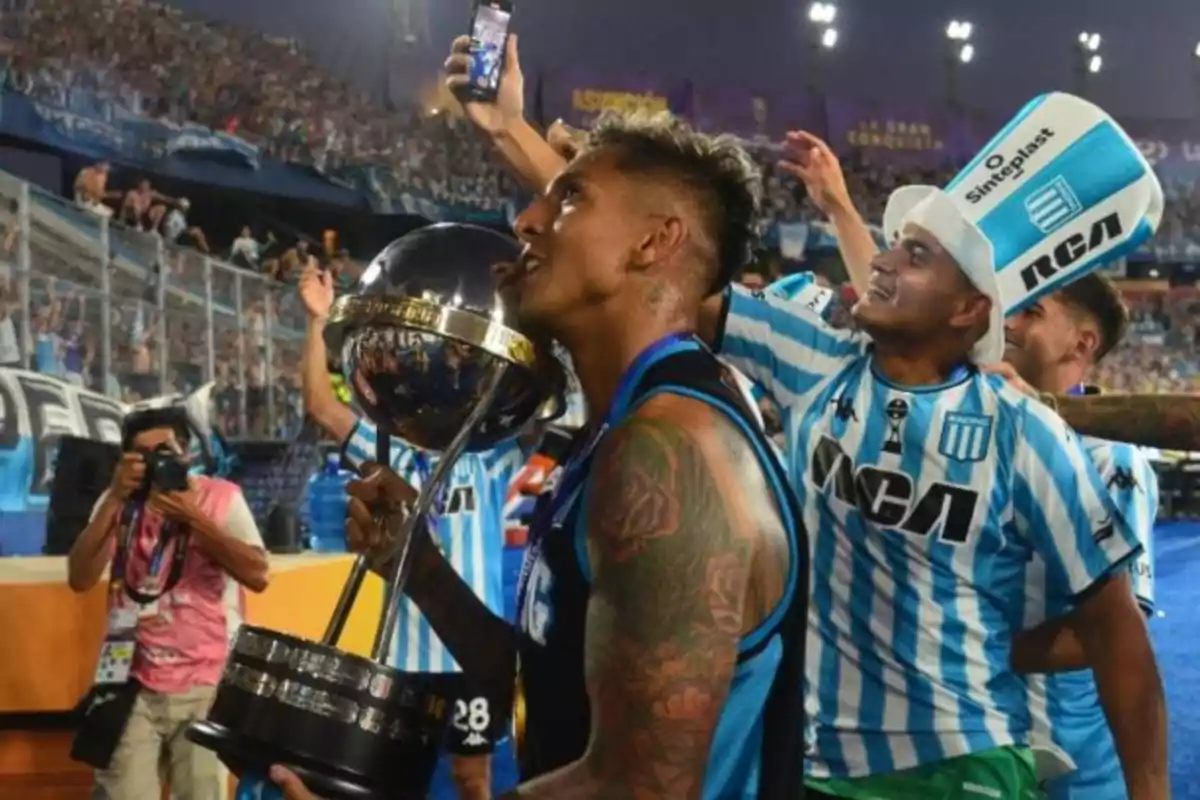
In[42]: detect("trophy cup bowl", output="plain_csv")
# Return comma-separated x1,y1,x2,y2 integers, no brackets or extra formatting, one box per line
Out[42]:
324,222,566,451
188,223,563,799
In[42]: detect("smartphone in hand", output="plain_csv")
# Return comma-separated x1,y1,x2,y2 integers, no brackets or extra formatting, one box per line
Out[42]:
463,0,513,102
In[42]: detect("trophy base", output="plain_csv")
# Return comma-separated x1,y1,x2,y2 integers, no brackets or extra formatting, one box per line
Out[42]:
189,720,404,800
194,626,461,800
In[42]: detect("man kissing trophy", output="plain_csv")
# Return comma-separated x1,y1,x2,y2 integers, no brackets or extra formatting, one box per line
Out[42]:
188,222,565,800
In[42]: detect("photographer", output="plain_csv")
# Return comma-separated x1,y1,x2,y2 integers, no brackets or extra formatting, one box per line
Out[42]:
68,407,270,800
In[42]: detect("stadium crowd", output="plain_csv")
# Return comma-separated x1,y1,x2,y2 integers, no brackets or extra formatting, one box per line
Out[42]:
0,5,1194,800
5,0,516,213
0,0,1193,426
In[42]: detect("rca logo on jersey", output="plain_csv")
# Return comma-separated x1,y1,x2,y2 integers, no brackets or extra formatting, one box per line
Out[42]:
812,435,980,545
964,127,1056,204
1019,212,1123,292
444,485,477,515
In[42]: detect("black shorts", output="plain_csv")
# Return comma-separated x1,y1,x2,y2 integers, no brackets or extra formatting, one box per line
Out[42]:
443,684,508,757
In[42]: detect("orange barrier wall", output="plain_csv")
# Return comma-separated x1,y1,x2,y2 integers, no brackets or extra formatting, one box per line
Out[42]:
0,555,389,797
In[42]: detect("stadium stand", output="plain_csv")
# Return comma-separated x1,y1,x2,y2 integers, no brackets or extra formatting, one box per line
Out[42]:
0,1,1196,796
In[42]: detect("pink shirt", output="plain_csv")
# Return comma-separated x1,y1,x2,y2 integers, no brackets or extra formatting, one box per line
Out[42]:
95,477,264,694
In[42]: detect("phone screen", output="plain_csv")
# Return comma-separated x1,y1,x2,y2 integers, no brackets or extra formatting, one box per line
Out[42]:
468,1,512,96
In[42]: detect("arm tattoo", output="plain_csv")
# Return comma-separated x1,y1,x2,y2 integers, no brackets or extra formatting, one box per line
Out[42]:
1054,393,1200,451
581,409,760,797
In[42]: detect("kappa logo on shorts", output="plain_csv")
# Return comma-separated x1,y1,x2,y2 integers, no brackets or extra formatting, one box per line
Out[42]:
938,412,994,463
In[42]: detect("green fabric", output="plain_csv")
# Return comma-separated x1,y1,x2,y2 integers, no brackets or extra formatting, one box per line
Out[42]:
806,745,1043,800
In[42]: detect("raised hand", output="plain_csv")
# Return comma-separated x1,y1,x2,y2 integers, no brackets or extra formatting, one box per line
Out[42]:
443,34,525,134
546,119,586,160
299,261,334,320
110,452,147,501
778,130,854,217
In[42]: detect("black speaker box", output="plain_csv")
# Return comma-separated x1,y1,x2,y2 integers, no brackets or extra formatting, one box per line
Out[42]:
44,435,121,556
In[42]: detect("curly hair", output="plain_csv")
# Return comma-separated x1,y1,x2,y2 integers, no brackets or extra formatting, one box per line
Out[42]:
585,111,763,293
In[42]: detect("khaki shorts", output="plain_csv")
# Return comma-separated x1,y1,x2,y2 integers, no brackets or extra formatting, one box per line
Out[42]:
92,685,228,800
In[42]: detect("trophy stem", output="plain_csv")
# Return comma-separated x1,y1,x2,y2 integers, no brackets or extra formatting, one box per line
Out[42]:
370,363,511,663
321,555,370,646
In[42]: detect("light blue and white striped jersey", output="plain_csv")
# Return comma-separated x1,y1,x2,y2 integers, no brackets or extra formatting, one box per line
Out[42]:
343,418,527,673
769,272,837,317
717,286,1144,779
1025,437,1158,800
747,272,838,408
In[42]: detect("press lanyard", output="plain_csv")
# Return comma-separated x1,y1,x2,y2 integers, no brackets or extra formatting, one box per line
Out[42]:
516,332,701,605
111,503,190,605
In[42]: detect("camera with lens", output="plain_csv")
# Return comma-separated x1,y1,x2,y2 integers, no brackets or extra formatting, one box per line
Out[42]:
142,444,190,493
121,402,197,497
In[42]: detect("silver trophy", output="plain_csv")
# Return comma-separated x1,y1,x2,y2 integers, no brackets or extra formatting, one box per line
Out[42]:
188,223,563,799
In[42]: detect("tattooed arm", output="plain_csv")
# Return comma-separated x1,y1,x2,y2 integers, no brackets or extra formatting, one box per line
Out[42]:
264,396,789,800
1051,393,1200,452
503,394,789,799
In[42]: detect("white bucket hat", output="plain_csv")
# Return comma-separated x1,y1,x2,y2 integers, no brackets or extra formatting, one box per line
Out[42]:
882,92,1164,362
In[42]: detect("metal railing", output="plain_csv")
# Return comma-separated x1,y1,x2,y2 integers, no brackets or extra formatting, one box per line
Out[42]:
0,169,306,440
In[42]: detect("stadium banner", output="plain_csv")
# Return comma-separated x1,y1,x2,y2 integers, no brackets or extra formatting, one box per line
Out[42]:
543,69,693,127
823,97,979,168
0,368,124,518
18,91,261,170
163,124,261,166
0,91,364,207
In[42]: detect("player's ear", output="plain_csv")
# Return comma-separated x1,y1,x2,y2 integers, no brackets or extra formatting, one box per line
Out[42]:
1075,326,1101,363
630,215,686,274
948,290,991,334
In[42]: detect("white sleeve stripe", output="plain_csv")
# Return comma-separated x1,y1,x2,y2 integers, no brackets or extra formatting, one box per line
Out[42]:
719,287,863,409
344,418,375,469
1018,408,1140,594
726,293,859,378
728,286,856,355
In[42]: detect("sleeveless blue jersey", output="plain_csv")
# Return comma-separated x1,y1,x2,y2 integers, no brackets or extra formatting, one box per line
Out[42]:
515,337,807,798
